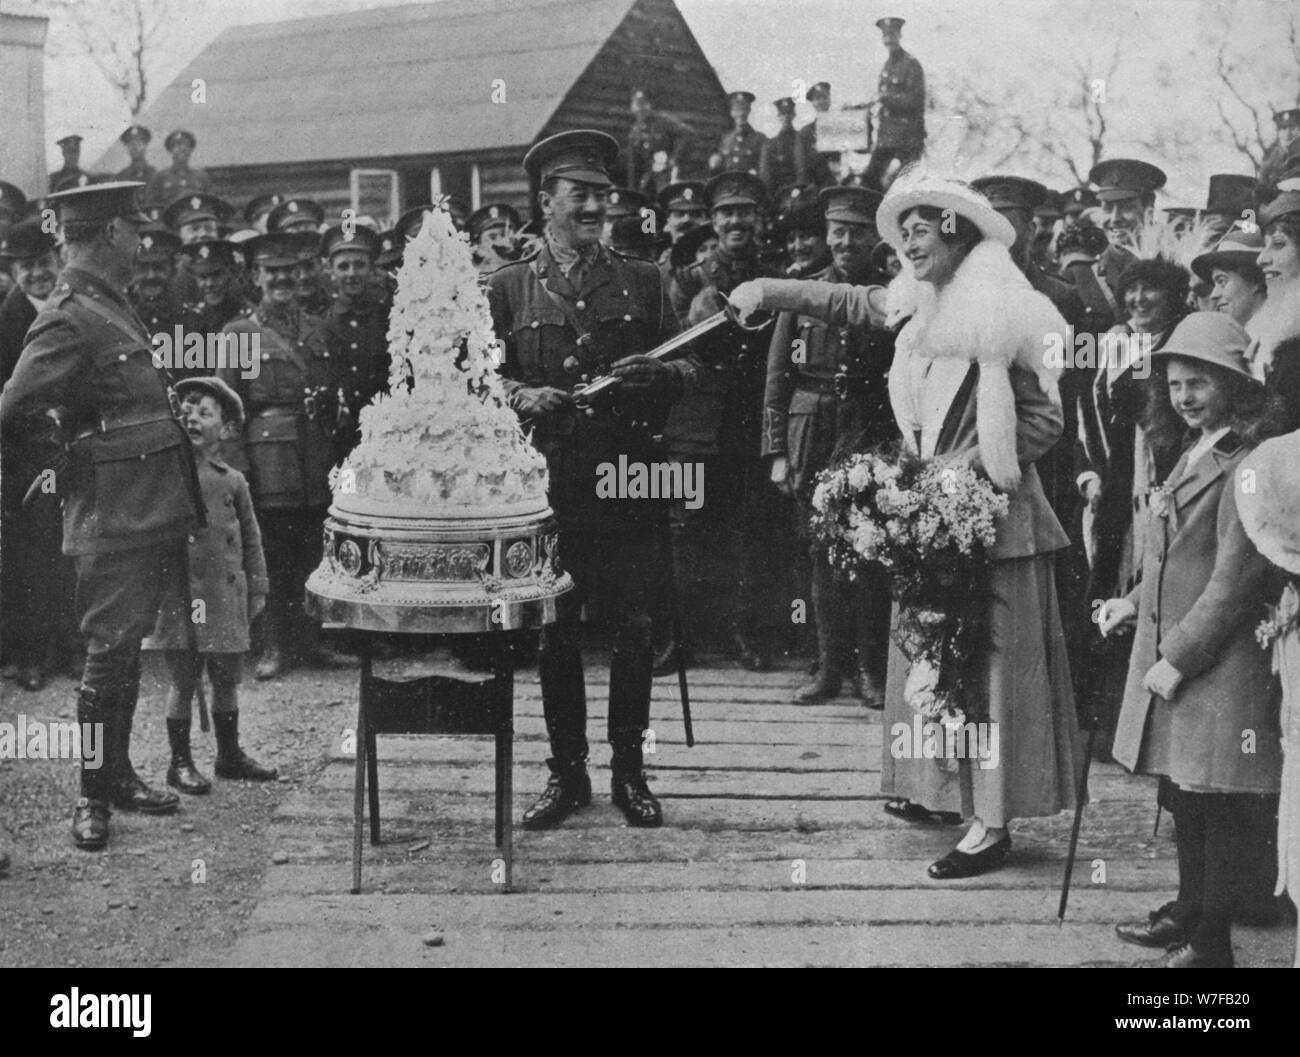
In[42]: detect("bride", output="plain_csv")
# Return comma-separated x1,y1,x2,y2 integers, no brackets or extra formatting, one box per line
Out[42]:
730,169,1085,878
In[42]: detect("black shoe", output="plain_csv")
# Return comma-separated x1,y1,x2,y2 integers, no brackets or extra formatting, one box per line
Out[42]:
1148,941,1234,968
730,630,770,672
611,768,663,828
1116,901,1192,949
651,642,692,678
852,668,885,709
214,750,277,781
212,711,277,780
521,759,591,829
108,771,180,814
793,669,842,703
883,799,962,825
927,834,1011,879
71,798,111,850
165,718,211,794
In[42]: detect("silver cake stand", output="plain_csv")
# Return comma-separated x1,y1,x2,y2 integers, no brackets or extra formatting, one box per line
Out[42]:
304,496,573,893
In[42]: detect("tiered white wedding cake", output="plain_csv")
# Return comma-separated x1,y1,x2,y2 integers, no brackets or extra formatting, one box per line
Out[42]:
306,201,569,633
338,204,549,519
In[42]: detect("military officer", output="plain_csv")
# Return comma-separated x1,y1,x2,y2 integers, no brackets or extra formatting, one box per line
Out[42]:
486,130,688,830
655,181,708,286
662,171,781,672
711,92,767,175
626,89,692,192
0,219,77,693
862,18,926,191
468,203,522,273
798,82,837,188
115,125,156,184
146,130,209,207
1088,158,1166,302
243,193,285,235
163,192,232,245
216,234,340,679
602,187,650,248
179,239,253,340
319,223,388,459
1261,108,1300,189
763,186,894,704
266,197,325,237
129,227,184,337
759,97,806,193
0,182,204,849
49,135,87,193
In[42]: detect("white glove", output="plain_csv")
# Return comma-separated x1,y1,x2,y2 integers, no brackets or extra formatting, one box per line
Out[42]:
727,280,767,325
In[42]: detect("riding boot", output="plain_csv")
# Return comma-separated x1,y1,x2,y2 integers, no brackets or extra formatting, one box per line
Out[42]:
212,711,278,780
610,742,662,828
165,718,212,794
71,685,111,850
106,671,180,814
608,620,661,827
794,559,844,702
522,625,590,828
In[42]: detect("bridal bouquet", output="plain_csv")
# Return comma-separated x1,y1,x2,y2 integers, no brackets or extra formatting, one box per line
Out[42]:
810,445,1009,724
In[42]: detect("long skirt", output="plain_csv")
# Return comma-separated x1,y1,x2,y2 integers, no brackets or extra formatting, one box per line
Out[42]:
880,552,1085,825
1273,588,1300,968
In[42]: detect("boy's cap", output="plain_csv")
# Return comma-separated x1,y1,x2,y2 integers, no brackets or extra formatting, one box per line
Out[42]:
176,376,245,427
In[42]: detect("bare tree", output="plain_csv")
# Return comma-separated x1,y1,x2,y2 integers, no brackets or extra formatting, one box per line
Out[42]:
34,0,179,116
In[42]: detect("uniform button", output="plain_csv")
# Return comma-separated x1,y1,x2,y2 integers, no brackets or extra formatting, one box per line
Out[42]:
351,365,358,372
262,353,270,361
187,534,196,543
622,289,629,296
349,320,358,328
119,353,128,361
350,342,358,349
261,430,270,438
576,300,586,310
530,320,539,329
323,352,329,357
623,314,632,322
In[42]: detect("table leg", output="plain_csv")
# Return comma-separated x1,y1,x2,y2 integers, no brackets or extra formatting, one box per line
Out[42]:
351,678,367,895
503,705,513,893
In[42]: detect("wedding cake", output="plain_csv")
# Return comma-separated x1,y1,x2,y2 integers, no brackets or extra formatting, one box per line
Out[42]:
338,205,549,519
305,201,569,633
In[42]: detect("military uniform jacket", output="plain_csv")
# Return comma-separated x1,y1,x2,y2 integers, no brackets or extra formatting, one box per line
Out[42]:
132,290,185,341
116,161,157,184
716,126,767,174
759,127,806,193
876,49,926,151
761,265,896,494
217,307,335,510
0,266,203,555
627,113,687,189
796,121,835,187
663,247,777,457
322,295,390,458
486,240,684,533
147,455,268,654
181,295,254,348
145,166,210,207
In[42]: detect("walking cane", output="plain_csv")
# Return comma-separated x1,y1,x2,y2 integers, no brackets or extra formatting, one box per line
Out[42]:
1057,724,1096,924
656,498,694,747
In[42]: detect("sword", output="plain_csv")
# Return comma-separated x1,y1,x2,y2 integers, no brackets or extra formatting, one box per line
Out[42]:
574,298,771,409
654,475,694,748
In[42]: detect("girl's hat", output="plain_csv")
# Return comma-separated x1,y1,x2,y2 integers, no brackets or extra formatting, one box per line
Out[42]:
1190,228,1265,282
875,168,1015,252
1237,429,1300,576
1150,311,1257,381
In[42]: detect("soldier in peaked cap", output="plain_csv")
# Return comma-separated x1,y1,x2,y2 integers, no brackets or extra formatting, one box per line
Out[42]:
467,203,522,274
1261,108,1300,189
1061,186,1099,231
130,226,184,336
215,231,342,678
164,192,233,244
1088,157,1167,301
266,198,325,235
0,217,77,695
712,91,767,176
863,18,926,191
116,125,156,184
179,240,253,355
626,89,693,195
772,191,829,278
657,181,708,243
601,187,650,249
284,229,332,316
243,193,284,235
49,135,87,194
661,168,782,674
798,82,836,188
759,97,807,194
318,223,388,459
763,184,894,706
0,180,28,229
0,181,205,849
146,130,209,207
488,128,691,831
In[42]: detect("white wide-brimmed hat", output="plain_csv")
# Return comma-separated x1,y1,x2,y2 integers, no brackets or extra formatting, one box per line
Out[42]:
1237,429,1300,576
876,167,1016,253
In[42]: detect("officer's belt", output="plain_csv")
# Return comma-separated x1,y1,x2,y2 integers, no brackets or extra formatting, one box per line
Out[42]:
72,410,177,440
791,373,840,395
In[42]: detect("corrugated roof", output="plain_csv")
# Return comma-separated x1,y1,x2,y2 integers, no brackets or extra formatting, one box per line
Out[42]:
96,0,639,170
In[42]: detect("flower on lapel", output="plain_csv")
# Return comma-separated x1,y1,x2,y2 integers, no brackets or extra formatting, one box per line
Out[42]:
1149,485,1174,520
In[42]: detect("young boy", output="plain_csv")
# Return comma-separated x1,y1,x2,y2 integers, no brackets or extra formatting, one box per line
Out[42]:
146,377,276,791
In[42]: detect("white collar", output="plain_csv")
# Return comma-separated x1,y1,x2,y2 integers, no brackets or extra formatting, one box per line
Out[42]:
26,292,48,313
1185,426,1231,470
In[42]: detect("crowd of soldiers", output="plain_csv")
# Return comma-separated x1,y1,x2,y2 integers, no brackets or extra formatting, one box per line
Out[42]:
2,8,1300,863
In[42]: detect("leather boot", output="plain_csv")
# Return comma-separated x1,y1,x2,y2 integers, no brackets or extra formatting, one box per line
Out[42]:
521,757,591,829
72,686,111,850
794,561,844,703
165,718,211,794
107,707,180,815
851,666,886,709
212,711,278,780
610,745,662,828
538,625,589,764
